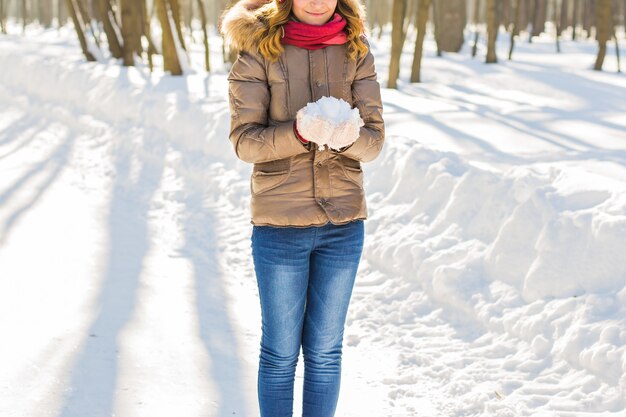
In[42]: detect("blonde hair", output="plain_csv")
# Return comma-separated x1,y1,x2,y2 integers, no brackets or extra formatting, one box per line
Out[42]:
257,0,369,61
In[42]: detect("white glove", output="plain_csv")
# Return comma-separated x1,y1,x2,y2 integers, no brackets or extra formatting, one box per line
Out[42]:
296,96,364,151
327,117,363,151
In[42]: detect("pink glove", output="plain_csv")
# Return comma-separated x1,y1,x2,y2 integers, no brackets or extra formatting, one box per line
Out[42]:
295,97,364,151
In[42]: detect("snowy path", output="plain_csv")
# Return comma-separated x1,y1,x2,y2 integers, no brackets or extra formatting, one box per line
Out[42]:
2,29,626,417
0,76,252,416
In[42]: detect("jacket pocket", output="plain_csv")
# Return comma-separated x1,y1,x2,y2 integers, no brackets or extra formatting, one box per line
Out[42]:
341,165,364,189
251,159,291,195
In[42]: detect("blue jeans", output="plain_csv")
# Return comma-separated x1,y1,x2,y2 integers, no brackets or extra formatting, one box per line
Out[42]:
251,220,365,417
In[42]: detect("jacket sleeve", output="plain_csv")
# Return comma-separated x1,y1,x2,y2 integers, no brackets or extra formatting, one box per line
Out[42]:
227,51,310,164
334,44,385,162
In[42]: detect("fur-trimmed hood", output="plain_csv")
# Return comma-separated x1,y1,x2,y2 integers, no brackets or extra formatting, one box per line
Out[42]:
220,0,272,53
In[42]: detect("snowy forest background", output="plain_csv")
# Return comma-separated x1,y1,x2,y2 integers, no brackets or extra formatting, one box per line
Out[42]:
1,1,626,417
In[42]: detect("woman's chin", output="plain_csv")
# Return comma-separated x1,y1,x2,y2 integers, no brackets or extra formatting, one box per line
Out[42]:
302,13,332,25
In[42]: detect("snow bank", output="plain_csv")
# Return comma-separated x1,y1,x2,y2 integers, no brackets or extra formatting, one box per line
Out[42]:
366,137,626,301
362,137,626,413
0,32,233,166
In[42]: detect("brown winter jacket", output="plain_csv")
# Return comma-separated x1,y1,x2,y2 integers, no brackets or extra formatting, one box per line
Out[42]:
221,0,385,227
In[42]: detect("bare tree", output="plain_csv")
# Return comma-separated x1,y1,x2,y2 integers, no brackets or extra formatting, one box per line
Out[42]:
156,0,183,75
39,0,53,27
472,0,482,57
613,27,622,72
509,0,521,59
530,0,548,39
432,0,442,55
388,0,407,88
559,0,570,35
572,0,580,39
594,0,611,70
582,0,595,37
612,12,621,72
366,0,390,39
410,0,432,82
140,0,158,71
65,0,96,61
98,0,123,58
220,0,238,64
22,0,29,33
486,0,498,63
182,0,192,35
170,0,187,51
58,0,68,26
434,0,465,52
70,0,98,47
0,0,6,34
121,0,142,66
197,0,211,71
555,0,562,52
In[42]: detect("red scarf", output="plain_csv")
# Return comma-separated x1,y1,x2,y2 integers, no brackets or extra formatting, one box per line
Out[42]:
281,13,348,50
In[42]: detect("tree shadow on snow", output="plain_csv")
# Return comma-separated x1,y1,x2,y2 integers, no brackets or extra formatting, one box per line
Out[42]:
0,121,75,248
56,129,166,417
173,135,252,417
395,68,626,166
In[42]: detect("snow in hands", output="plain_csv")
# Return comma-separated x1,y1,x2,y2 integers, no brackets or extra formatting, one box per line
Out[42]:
296,96,364,151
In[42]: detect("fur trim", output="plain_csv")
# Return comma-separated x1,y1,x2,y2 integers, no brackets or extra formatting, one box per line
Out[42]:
220,0,272,53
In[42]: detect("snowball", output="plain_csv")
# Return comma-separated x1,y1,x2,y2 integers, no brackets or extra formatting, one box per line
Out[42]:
301,96,361,125
296,96,364,150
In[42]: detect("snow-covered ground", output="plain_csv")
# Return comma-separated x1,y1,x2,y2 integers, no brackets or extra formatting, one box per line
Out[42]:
1,22,625,417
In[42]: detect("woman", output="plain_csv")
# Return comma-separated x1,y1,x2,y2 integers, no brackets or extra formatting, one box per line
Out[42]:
221,0,384,416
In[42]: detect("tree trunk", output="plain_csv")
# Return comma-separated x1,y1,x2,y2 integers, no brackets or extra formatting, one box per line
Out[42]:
58,0,68,27
388,0,407,88
432,0,442,56
169,0,186,51
196,0,211,71
496,0,505,28
367,0,390,38
502,0,512,26
583,0,595,37
39,0,53,27
402,0,411,45
434,0,465,52
121,0,142,66
22,0,29,33
472,0,482,57
65,0,96,61
183,0,192,31
156,0,183,75
555,0,562,52
559,0,569,33
140,0,158,71
75,0,101,50
509,0,521,59
594,0,611,70
611,0,626,72
486,0,498,63
531,0,547,37
613,19,621,72
572,0,580,39
410,0,432,82
0,0,6,34
98,0,123,58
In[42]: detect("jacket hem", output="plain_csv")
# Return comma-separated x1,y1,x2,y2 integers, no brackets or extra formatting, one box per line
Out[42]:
250,217,367,228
